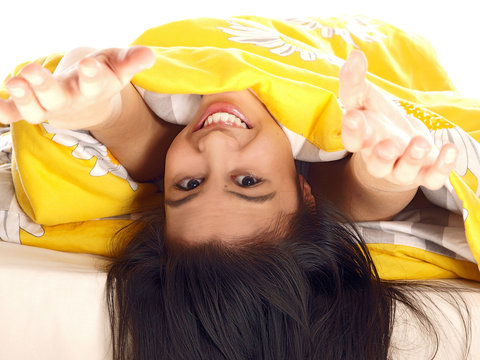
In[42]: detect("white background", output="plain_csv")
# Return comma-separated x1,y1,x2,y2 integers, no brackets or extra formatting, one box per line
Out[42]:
1,0,478,98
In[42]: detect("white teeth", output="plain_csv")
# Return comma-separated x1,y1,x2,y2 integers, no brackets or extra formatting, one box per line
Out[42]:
203,112,248,129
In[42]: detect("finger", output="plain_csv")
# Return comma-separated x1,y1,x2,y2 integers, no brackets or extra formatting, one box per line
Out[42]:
363,138,400,178
20,63,69,111
341,109,367,152
0,98,22,124
114,46,156,83
421,144,458,190
75,46,155,99
77,57,109,98
339,50,369,110
390,136,432,185
87,46,155,86
5,77,46,124
339,51,410,128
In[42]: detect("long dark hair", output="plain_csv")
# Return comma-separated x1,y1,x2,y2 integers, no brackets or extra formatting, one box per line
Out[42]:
106,202,471,360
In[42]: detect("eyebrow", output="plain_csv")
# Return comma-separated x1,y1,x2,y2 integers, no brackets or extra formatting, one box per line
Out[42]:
226,190,276,203
165,193,200,208
165,190,276,208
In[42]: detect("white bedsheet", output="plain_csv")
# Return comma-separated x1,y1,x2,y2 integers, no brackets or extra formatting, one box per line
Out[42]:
1,241,479,359
0,242,110,360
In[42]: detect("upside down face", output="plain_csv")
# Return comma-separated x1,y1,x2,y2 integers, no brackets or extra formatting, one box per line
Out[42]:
164,90,303,244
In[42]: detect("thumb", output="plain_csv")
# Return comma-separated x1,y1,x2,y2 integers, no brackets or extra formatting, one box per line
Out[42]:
339,50,369,110
115,46,156,84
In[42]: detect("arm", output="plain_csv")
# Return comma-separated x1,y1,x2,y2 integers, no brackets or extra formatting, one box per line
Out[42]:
0,46,181,182
310,51,457,221
88,77,182,182
310,154,419,221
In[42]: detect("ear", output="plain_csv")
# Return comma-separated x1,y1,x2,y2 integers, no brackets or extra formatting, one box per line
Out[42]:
298,174,315,208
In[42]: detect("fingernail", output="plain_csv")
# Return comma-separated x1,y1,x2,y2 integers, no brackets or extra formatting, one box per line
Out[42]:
9,86,25,98
27,73,44,86
409,144,427,160
81,62,99,77
344,114,360,130
119,48,129,61
444,148,457,164
378,148,397,161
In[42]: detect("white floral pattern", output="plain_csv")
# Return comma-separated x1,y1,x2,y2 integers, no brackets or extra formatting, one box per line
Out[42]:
417,126,480,222
432,127,480,198
218,20,344,65
0,133,44,243
0,198,45,243
42,123,138,191
286,16,387,48
393,100,480,220
396,101,480,198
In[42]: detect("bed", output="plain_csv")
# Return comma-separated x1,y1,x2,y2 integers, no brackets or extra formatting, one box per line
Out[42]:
0,242,110,360
1,240,479,359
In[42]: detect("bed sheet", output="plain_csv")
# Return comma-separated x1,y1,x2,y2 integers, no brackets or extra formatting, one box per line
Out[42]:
1,241,480,359
0,242,110,360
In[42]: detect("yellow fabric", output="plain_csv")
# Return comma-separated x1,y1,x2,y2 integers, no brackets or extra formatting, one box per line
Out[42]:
2,16,480,281
0,55,162,256
368,244,480,281
11,121,161,225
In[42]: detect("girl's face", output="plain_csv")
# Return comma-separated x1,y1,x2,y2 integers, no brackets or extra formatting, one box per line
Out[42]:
164,90,300,244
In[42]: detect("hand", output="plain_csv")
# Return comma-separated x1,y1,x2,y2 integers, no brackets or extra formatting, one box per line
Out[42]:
0,45,155,130
339,50,457,191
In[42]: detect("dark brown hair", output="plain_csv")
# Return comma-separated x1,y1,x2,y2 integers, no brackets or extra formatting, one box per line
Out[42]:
106,202,472,359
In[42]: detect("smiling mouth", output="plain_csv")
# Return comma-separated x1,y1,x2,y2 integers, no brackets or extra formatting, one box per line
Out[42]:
202,112,248,129
195,102,252,131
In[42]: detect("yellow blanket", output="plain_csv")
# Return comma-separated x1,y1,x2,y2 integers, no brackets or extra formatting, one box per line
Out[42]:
2,16,480,281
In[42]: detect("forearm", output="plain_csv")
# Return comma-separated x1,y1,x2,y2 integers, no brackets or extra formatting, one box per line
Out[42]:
54,47,181,182
344,153,417,220
331,49,455,219
310,154,417,221
89,84,181,182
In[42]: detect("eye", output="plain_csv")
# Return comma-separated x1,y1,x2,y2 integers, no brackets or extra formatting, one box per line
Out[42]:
176,178,203,191
234,175,262,187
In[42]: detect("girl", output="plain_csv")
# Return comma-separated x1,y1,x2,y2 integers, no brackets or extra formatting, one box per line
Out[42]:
0,48,456,244
1,16,479,359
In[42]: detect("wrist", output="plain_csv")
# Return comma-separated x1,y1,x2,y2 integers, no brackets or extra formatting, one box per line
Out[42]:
349,152,418,194
344,153,418,221
85,93,123,132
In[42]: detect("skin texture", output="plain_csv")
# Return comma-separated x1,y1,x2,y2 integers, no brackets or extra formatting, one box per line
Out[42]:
0,46,182,181
309,51,458,221
0,46,458,232
1,46,155,129
339,51,457,192
163,90,300,243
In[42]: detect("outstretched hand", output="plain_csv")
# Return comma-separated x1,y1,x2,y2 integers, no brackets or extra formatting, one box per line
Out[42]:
0,45,155,130
339,50,457,191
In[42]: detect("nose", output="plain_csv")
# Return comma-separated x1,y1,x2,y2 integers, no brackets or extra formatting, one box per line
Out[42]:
197,130,240,154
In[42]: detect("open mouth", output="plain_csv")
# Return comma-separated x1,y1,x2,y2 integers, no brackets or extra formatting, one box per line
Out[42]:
195,102,252,131
202,112,248,129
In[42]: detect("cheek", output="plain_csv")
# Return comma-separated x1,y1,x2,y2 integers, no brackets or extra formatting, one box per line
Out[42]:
257,131,298,187
261,121,292,149
164,142,181,170
258,130,294,165
164,135,194,174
